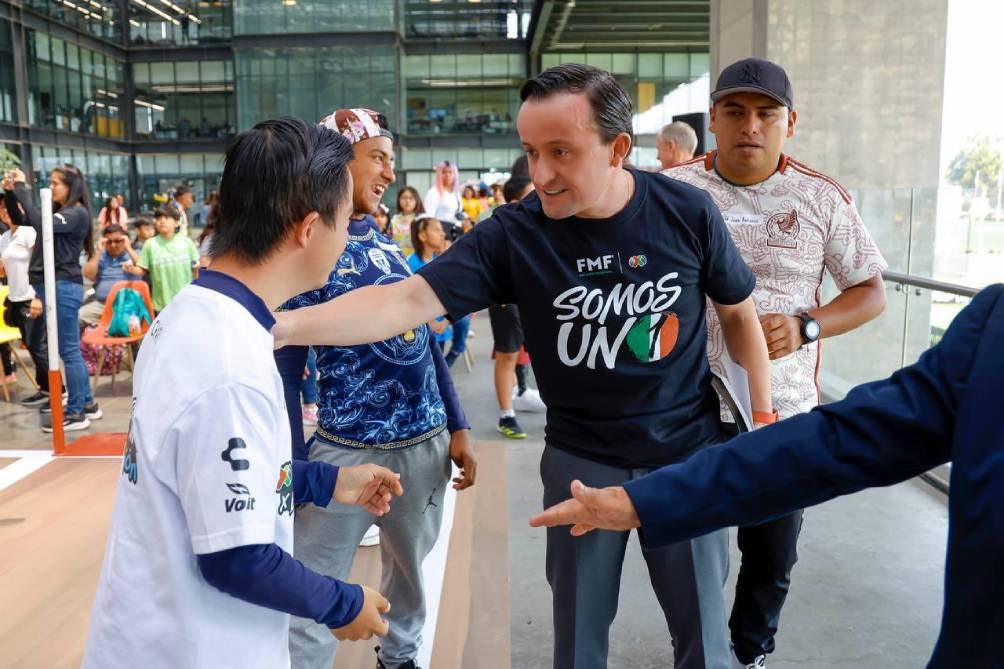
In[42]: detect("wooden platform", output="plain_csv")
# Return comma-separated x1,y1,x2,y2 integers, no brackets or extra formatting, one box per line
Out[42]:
0,441,511,668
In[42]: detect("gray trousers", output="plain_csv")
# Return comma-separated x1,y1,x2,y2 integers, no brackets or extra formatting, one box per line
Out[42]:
289,430,452,669
541,445,731,669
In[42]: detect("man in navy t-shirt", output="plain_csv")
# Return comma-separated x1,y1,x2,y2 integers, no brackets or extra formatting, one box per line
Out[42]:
274,65,775,669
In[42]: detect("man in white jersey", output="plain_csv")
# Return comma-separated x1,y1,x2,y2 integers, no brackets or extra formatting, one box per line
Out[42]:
83,117,404,669
666,58,888,668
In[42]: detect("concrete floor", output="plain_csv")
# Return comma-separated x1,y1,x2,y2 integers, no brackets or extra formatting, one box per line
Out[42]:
449,318,948,669
1,314,948,668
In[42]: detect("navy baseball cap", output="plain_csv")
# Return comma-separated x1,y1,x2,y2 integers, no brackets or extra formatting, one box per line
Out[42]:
711,58,793,109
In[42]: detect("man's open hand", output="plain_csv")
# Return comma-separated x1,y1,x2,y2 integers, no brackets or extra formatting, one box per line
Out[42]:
529,480,641,536
333,463,403,516
330,585,391,641
449,430,477,491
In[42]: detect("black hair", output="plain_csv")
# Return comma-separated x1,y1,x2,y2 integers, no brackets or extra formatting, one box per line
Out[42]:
102,195,124,225
519,63,633,144
102,223,126,236
213,116,354,264
410,214,441,260
154,205,180,221
396,186,424,215
510,154,529,178
51,164,95,260
174,184,191,198
197,202,218,247
504,177,533,204
135,216,154,228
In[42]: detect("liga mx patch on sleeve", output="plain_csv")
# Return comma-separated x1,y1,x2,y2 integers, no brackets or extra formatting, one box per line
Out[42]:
626,312,679,363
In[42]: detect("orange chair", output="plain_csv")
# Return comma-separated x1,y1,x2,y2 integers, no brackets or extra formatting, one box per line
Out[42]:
81,280,155,392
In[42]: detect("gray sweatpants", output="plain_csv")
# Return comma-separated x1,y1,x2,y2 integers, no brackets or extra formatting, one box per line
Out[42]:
289,430,452,669
541,445,731,669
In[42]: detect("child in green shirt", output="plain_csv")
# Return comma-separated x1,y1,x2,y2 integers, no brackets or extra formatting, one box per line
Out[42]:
127,206,199,312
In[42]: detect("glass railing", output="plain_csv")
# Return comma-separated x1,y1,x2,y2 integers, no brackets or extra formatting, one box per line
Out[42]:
809,182,1004,493
818,270,983,494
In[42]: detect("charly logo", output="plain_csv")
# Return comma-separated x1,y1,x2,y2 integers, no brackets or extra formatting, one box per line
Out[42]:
553,272,683,370
765,210,799,249
275,461,294,516
221,438,250,472
224,483,256,513
627,255,647,269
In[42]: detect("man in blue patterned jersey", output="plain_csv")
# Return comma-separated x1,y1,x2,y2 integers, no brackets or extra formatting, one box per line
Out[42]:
274,108,476,669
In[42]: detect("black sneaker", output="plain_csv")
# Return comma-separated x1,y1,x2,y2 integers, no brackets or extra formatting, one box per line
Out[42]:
84,402,103,420
497,415,527,439
41,411,90,433
375,647,419,669
21,391,50,407
39,397,68,415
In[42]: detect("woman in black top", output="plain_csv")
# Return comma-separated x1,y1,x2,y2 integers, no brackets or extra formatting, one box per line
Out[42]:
5,165,100,431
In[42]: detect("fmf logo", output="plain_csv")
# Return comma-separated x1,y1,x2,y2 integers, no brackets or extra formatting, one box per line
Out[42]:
628,255,647,268
576,255,615,275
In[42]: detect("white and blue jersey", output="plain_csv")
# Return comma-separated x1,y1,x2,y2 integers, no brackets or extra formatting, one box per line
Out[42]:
281,217,447,450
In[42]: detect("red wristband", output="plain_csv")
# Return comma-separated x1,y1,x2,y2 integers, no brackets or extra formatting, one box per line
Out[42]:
752,410,779,425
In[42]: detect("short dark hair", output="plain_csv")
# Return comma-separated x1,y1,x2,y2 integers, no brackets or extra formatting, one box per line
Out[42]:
519,63,633,144
504,177,533,204
174,184,191,198
135,216,154,228
154,205,180,221
213,116,354,264
103,224,126,236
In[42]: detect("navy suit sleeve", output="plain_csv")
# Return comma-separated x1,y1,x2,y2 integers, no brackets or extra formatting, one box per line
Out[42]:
430,336,470,432
624,285,999,548
198,544,363,628
274,344,310,461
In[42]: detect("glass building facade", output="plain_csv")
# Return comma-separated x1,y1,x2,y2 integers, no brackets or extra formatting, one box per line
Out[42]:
0,0,711,218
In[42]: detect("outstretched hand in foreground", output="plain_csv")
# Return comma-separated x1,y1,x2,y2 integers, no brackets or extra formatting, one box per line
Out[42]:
528,480,641,536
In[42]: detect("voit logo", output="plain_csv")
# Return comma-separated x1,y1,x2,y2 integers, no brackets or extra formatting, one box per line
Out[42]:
626,312,679,362
224,483,256,513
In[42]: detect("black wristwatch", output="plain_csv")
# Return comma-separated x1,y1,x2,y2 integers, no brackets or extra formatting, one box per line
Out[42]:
796,313,821,345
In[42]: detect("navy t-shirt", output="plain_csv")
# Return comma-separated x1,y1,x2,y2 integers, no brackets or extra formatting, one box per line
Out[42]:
417,168,755,468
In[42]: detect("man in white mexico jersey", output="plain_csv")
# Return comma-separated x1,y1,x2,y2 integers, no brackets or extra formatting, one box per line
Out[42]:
666,58,888,669
82,117,404,669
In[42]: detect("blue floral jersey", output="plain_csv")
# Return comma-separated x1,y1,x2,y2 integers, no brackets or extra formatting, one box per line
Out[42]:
280,217,449,450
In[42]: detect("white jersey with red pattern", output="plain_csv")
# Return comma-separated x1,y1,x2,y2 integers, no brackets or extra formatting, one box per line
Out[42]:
665,152,887,420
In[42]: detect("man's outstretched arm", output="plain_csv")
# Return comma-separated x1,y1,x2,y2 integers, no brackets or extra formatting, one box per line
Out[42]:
273,274,446,348
532,285,1000,543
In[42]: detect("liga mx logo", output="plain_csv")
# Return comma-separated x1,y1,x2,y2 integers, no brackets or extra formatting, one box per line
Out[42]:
628,255,647,269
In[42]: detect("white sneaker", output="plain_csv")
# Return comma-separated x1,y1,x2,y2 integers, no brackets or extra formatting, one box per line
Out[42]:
359,525,380,547
512,387,546,412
